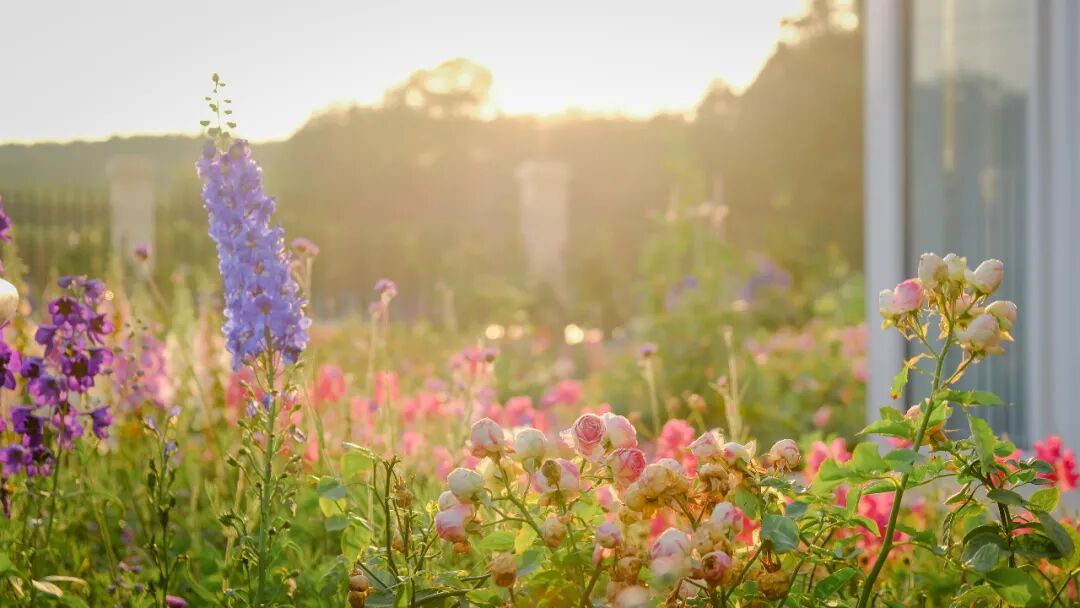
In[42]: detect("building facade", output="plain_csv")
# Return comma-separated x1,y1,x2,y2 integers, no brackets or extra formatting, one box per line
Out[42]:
864,0,1080,450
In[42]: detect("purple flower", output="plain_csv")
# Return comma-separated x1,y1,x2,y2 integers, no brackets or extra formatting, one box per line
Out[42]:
165,595,189,608
0,444,27,476
20,356,45,379
197,140,309,369
638,343,658,358
374,278,398,299
0,341,19,389
89,407,112,439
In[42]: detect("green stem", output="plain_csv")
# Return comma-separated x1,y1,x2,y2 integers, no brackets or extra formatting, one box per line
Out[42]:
253,348,278,607
857,335,953,608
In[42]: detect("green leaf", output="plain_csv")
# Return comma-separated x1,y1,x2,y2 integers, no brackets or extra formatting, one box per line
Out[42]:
939,389,1004,407
342,450,374,479
968,415,998,474
849,443,888,476
986,489,1024,507
1036,512,1076,559
1063,525,1080,570
1027,487,1060,513
884,449,918,473
732,486,763,519
851,515,881,538
515,525,537,555
817,458,847,482
890,355,926,399
859,419,914,440
341,523,370,559
760,514,799,553
985,568,1042,607
813,567,856,600
324,514,349,532
474,530,516,552
318,477,348,501
964,542,1001,573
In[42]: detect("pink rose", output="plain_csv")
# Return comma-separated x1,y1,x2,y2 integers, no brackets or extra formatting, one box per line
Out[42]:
435,504,472,543
892,279,924,313
769,439,800,470
609,448,647,486
563,413,606,460
603,413,638,449
689,430,724,462
699,550,733,585
469,417,507,458
709,502,744,536
596,522,623,549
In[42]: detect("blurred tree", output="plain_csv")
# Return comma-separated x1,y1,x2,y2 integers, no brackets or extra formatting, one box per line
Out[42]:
383,58,494,118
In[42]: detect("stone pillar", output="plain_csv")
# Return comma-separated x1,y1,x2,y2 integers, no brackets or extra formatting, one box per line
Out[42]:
106,155,156,264
515,160,571,300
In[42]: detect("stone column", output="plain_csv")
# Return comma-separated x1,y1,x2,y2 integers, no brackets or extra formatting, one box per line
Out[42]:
106,155,156,264
515,160,571,300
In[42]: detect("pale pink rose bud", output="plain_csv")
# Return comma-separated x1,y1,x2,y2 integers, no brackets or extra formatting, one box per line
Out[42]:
918,252,948,289
892,279,924,313
622,482,647,511
656,458,689,492
689,430,724,462
437,490,463,512
700,551,734,586
639,463,673,498
968,259,1004,294
812,406,831,428
537,458,581,495
720,441,751,466
596,522,623,549
957,313,1004,355
878,289,898,318
435,504,472,542
563,413,606,460
540,515,568,547
985,300,1017,331
447,467,485,502
470,417,507,458
769,439,801,470
650,528,692,577
512,428,546,465
943,253,968,282
709,501,744,536
603,413,638,449
608,448,647,486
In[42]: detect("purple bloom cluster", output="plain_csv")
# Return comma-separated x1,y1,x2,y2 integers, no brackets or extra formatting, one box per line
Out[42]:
0,276,115,515
196,140,309,369
0,194,12,275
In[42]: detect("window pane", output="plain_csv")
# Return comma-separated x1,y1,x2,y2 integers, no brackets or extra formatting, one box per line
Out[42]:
907,0,1032,444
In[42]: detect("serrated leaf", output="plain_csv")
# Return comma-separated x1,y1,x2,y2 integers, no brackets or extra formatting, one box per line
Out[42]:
1027,487,1060,513
890,355,927,400
968,415,997,474
986,489,1024,507
939,389,1004,407
849,442,888,475
1036,512,1075,559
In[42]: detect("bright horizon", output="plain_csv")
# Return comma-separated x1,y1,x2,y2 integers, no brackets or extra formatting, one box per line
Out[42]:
0,1,803,144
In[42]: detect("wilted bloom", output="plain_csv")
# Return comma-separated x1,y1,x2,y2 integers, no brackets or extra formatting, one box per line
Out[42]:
603,413,637,449
650,527,691,576
709,502,744,536
540,515,567,547
720,441,752,467
490,552,517,588
596,522,622,549
614,586,651,608
134,243,151,262
469,418,507,459
197,140,310,368
917,253,948,289
689,430,724,462
564,413,606,460
967,259,1004,294
374,279,397,302
447,468,485,502
512,428,546,467
536,458,581,499
608,448,646,487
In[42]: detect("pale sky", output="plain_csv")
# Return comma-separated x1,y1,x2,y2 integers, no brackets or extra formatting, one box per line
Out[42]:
0,0,803,143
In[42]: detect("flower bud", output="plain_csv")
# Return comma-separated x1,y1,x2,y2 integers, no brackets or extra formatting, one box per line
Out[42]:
985,300,1017,331
917,252,948,289
608,448,647,487
536,458,581,497
689,430,724,463
603,413,638,449
768,439,800,470
943,253,968,282
699,550,733,586
967,259,1004,294
596,522,623,549
613,585,651,608
564,413,606,460
650,528,691,577
437,490,462,512
0,279,18,326
512,427,546,466
720,442,751,467
708,502,744,536
490,552,517,588
469,417,507,459
435,504,472,543
957,313,1005,356
447,467,484,502
540,515,567,547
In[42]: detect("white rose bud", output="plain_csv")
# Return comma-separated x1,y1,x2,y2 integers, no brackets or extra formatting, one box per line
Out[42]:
917,252,948,289
768,439,801,470
943,253,968,283
512,428,546,467
967,259,1004,294
985,300,1017,331
447,467,485,503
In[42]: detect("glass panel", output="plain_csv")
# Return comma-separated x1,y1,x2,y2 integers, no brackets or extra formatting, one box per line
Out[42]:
907,0,1032,445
